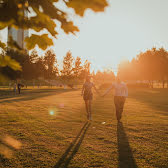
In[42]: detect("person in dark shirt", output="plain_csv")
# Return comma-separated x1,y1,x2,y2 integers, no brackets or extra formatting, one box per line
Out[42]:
17,83,24,94
81,76,100,121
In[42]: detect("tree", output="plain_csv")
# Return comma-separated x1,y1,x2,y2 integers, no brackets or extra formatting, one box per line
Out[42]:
36,58,45,78
44,49,58,79
117,47,168,88
29,50,38,63
94,69,115,84
21,52,33,80
1,49,27,79
61,51,74,78
0,51,21,80
0,0,108,78
78,59,91,81
136,48,168,88
84,59,91,76
154,48,168,88
0,0,108,51
73,56,83,78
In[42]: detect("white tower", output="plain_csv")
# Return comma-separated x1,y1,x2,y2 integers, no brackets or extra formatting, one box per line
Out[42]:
8,27,29,49
8,11,29,49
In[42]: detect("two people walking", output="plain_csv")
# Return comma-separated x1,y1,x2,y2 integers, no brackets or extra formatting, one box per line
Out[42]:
82,76,128,122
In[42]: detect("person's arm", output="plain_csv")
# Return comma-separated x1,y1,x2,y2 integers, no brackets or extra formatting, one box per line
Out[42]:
124,84,128,97
102,84,114,97
93,84,100,96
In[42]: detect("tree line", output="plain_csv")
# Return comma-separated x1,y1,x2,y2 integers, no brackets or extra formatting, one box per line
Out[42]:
118,48,168,88
0,49,91,84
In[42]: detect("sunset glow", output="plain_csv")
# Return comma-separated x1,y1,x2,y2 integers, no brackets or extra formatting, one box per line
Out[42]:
0,1,168,167
50,0,168,72
0,0,168,72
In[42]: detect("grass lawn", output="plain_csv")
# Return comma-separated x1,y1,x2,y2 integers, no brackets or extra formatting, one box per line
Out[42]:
0,87,168,168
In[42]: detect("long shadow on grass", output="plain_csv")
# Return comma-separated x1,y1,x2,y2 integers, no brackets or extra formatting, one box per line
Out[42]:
0,155,11,167
0,139,17,167
0,89,77,104
117,122,137,168
54,121,90,168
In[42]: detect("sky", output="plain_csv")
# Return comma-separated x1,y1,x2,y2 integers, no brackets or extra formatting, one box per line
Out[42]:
1,0,168,72
52,0,168,72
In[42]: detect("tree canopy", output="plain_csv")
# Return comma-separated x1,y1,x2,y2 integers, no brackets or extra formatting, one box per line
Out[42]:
0,0,108,51
118,48,168,88
0,0,108,78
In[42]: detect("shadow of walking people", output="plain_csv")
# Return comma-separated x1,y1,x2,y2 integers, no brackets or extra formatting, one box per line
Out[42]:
54,121,90,168
117,122,138,168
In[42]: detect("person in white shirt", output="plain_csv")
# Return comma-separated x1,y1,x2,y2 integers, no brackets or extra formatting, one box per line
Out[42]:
102,77,128,122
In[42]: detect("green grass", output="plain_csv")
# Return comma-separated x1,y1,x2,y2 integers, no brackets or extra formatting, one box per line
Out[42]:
0,87,167,168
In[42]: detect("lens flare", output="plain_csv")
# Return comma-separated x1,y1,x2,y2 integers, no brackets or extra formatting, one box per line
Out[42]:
49,107,59,116
48,106,60,117
49,110,55,116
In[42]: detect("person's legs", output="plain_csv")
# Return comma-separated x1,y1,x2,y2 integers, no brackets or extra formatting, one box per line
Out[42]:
114,96,120,121
18,88,20,94
85,100,89,119
89,100,92,120
119,97,126,120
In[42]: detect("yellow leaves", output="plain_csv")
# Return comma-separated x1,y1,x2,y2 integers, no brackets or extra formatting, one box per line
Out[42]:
0,20,14,30
0,41,6,50
61,21,79,34
0,55,21,71
65,0,108,16
25,34,53,50
31,8,58,37
0,0,109,53
0,44,21,82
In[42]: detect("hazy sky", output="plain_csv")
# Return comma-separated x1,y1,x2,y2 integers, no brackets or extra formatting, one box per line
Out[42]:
52,0,168,72
1,0,168,72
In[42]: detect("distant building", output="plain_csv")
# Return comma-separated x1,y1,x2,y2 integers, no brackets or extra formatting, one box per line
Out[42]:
8,11,29,49
8,27,29,49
